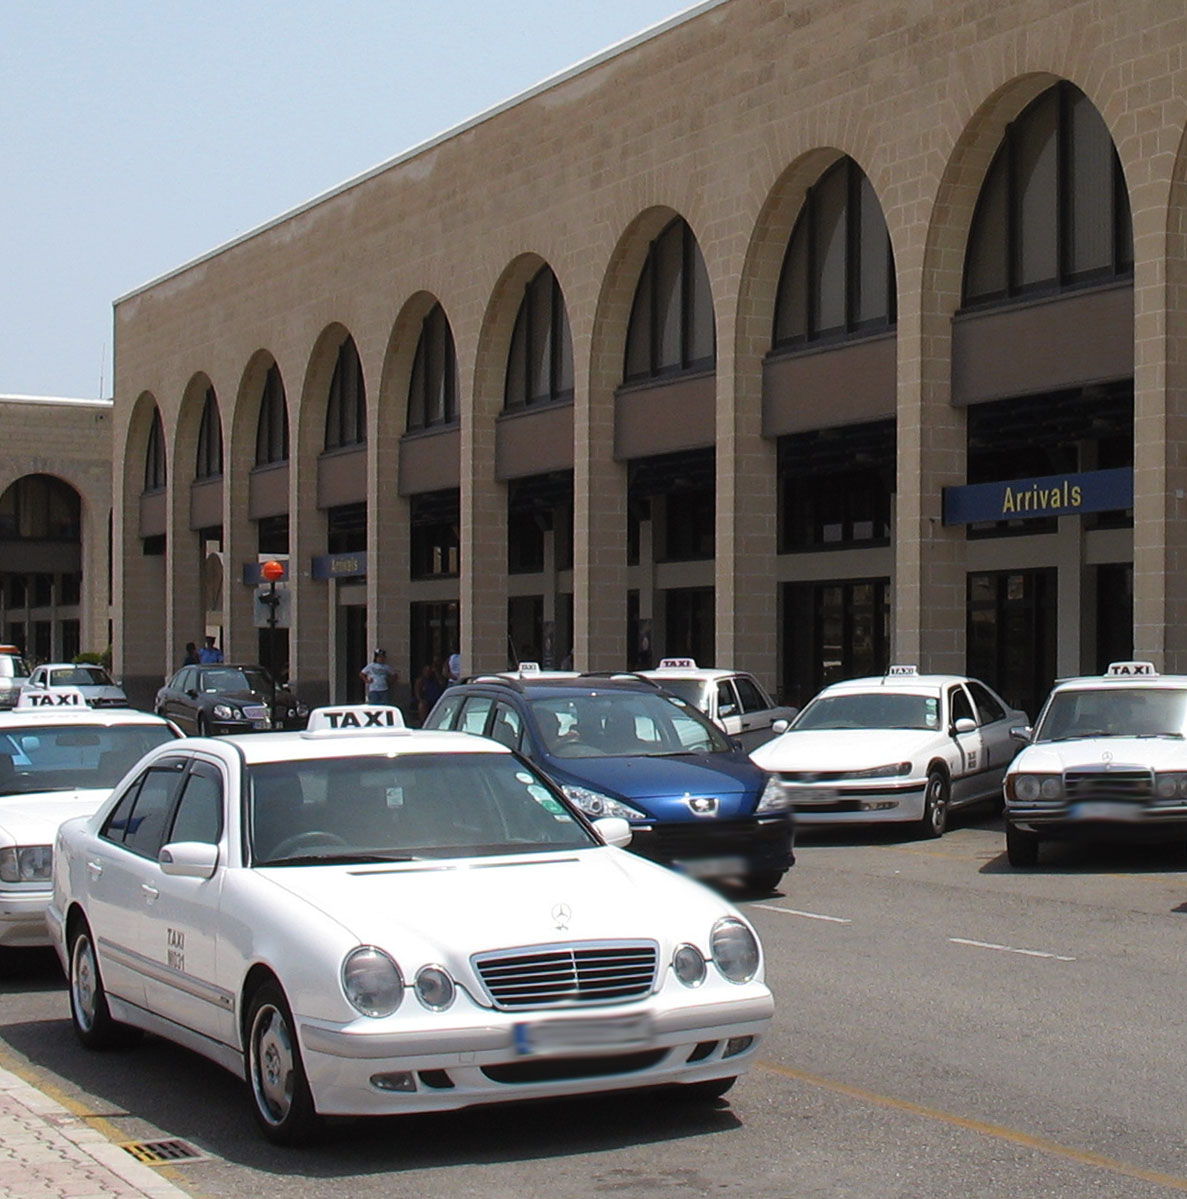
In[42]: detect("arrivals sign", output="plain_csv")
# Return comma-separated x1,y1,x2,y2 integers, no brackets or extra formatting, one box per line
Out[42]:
311,551,368,580
942,467,1132,526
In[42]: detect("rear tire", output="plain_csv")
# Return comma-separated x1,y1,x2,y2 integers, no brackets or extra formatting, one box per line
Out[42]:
68,918,140,1050
1006,822,1040,867
245,980,320,1144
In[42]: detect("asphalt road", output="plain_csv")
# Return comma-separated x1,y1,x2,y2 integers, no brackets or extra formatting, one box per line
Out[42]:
4,810,1187,1198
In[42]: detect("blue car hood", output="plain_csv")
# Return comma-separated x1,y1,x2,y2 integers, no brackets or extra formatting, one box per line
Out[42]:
543,751,766,818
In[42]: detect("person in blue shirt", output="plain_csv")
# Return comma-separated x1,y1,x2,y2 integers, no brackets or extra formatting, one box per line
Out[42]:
198,635,223,664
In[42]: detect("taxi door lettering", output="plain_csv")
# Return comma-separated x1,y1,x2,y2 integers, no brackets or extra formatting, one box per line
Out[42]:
167,928,185,972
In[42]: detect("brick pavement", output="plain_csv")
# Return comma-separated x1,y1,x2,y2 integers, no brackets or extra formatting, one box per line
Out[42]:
0,1063,191,1199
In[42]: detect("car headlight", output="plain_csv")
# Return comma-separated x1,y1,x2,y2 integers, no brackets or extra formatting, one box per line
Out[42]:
710,917,760,984
756,775,794,812
0,845,52,883
342,946,404,1017
1009,773,1063,802
672,944,707,987
847,761,913,779
212,703,236,720
414,965,456,1010
1155,772,1187,800
560,785,646,820
296,702,309,717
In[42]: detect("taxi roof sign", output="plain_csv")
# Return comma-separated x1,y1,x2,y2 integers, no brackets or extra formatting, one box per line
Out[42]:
304,704,406,733
658,658,697,669
1105,661,1158,677
516,662,541,674
886,665,919,677
17,686,87,708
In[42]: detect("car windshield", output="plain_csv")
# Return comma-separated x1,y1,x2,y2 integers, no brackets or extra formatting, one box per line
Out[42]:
653,678,712,713
249,752,598,864
0,725,176,795
48,666,113,687
530,691,730,758
199,668,272,694
792,691,940,731
1034,687,1187,741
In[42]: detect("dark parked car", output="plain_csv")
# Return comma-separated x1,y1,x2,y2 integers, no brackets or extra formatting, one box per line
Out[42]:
424,670,795,892
155,663,308,735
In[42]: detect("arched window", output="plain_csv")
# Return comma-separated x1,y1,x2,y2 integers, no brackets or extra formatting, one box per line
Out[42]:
624,218,715,383
195,387,223,480
407,304,459,431
504,267,574,410
144,407,166,492
255,363,289,465
324,335,366,450
772,157,895,349
964,82,1133,307
0,475,81,541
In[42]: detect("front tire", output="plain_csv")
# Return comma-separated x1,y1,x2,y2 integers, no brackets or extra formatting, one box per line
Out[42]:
68,918,140,1050
917,769,949,838
671,1075,737,1102
743,869,784,896
246,981,320,1144
1006,822,1040,867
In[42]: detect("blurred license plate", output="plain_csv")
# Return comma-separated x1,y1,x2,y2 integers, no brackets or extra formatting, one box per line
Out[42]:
673,855,745,879
787,787,838,806
251,719,270,729
1074,801,1140,821
514,1012,653,1057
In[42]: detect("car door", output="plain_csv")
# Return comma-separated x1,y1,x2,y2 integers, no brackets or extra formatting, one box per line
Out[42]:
137,758,231,1044
948,684,988,806
714,679,745,741
732,675,780,749
84,756,189,1008
966,679,1021,789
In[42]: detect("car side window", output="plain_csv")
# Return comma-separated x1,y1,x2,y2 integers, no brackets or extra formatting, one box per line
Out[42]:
102,760,188,857
949,686,976,726
489,702,523,750
459,696,494,736
733,676,770,714
423,691,462,730
168,764,224,845
716,681,738,719
967,681,1006,725
174,668,194,692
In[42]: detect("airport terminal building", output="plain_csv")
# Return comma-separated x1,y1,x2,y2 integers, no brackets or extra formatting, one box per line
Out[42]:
110,0,1187,716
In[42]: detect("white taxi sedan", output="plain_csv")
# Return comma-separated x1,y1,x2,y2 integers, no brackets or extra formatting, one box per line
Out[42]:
0,702,178,948
1003,662,1187,866
640,660,798,750
750,667,1026,837
47,705,774,1144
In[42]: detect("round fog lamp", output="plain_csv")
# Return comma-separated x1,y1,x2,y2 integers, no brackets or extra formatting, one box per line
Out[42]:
414,965,456,1010
673,944,707,987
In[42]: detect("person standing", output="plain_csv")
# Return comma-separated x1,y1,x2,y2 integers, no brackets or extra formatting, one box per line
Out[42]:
447,648,462,686
360,648,398,704
414,662,444,724
198,635,223,663
182,641,200,666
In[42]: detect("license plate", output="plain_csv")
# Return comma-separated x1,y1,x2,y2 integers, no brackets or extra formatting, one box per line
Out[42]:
251,719,270,730
1073,801,1140,822
787,787,838,806
673,855,746,879
513,1011,653,1057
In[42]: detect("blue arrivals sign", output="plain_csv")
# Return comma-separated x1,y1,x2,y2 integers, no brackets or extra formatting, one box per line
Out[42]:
942,467,1133,526
311,551,368,580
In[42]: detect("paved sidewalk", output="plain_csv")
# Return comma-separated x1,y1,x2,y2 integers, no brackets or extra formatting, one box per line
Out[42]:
0,1062,191,1199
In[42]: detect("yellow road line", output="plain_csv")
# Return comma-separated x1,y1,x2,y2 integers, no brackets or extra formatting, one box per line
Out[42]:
759,1059,1187,1192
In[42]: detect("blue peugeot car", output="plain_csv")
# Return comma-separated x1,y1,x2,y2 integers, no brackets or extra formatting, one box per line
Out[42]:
424,670,794,893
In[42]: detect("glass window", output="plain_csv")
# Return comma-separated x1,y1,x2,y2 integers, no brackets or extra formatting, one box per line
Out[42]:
716,681,738,719
169,766,223,845
105,763,186,857
423,690,463,730
623,218,716,383
195,387,223,480
0,476,81,542
967,680,1007,725
144,408,167,492
504,267,574,410
734,675,771,714
458,696,494,736
0,724,177,795
950,686,976,725
489,703,523,750
407,305,459,431
255,364,289,465
324,336,366,450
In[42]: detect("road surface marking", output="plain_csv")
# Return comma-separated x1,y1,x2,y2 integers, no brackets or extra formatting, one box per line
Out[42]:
950,936,1076,961
759,1060,1187,1193
753,904,851,924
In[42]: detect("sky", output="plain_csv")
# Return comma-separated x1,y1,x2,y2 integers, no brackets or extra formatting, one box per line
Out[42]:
0,1,699,400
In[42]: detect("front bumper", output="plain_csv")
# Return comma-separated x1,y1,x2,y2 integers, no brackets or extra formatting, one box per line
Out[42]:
625,815,794,878
297,987,774,1117
0,886,53,948
781,778,926,825
1007,797,1187,836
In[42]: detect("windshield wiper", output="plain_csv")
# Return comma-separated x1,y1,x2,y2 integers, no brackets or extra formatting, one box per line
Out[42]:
261,852,420,867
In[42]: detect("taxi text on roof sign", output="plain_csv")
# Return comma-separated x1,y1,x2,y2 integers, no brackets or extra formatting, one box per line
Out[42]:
1105,661,1158,677
886,665,919,677
659,658,697,669
304,704,406,732
17,686,87,708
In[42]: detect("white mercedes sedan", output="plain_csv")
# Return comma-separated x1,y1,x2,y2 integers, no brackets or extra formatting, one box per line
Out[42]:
48,705,774,1144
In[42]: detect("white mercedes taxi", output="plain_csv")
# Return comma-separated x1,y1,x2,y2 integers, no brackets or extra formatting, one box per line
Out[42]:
47,704,774,1144
749,666,1027,837
639,659,798,750
1003,661,1187,866
0,695,178,948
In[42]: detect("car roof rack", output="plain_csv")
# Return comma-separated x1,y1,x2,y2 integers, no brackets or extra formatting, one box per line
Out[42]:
577,670,664,689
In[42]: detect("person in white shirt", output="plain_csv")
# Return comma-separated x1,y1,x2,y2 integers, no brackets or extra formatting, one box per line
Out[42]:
359,649,398,703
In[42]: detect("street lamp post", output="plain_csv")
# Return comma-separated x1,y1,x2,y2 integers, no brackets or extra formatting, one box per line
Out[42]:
259,559,285,727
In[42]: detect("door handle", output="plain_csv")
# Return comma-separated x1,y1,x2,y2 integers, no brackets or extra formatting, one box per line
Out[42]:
86,860,102,879
141,884,159,902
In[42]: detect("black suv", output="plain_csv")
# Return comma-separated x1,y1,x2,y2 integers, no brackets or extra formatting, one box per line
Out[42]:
424,670,795,892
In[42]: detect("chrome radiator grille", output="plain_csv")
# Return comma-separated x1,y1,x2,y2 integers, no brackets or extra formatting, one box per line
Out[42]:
1064,768,1153,800
473,941,658,1009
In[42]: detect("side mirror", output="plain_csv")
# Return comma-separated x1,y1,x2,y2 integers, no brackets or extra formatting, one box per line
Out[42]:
186,689,199,699
158,841,218,879
953,717,977,735
592,816,632,848
771,719,791,735
1010,724,1033,744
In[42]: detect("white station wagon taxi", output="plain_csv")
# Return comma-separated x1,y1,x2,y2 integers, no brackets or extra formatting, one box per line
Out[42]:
48,704,774,1144
0,701,178,948
750,667,1027,837
1003,662,1187,866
